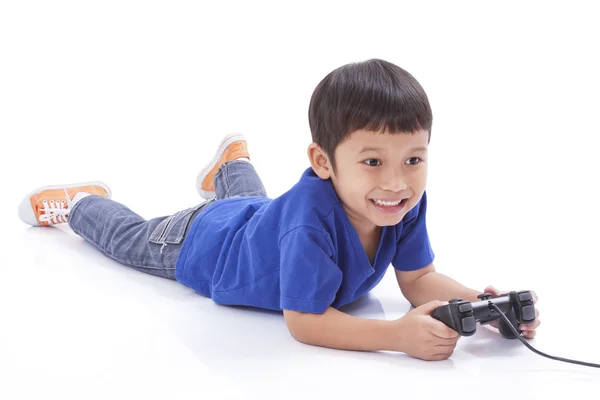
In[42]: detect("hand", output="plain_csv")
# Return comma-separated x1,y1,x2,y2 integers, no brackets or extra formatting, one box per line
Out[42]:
483,286,541,339
395,300,460,361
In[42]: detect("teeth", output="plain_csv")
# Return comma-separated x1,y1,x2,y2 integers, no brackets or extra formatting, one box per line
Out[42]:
373,199,402,206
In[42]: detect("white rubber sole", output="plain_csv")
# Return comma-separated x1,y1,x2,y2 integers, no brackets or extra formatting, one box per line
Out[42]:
196,133,247,199
18,181,112,226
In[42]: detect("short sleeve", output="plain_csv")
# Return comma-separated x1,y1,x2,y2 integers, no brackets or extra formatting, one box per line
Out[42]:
279,227,343,314
392,192,435,271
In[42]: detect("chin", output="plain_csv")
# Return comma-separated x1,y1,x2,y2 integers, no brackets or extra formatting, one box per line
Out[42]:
372,214,405,227
382,218,404,227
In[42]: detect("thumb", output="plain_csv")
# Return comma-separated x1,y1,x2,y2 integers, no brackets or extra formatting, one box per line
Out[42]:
414,300,448,315
484,285,502,297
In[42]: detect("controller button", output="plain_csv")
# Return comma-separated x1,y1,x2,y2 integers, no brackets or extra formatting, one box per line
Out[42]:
461,316,476,333
449,298,463,304
519,292,533,302
458,303,473,313
521,305,536,322
477,292,492,301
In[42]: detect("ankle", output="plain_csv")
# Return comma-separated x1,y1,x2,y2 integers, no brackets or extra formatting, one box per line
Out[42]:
72,192,92,207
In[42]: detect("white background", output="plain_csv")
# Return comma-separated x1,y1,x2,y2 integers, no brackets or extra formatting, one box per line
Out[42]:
1,1,599,399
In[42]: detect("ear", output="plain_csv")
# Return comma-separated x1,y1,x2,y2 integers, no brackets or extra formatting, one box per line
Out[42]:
307,142,333,180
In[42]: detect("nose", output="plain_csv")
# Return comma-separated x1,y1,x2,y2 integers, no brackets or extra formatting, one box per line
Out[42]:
380,166,408,192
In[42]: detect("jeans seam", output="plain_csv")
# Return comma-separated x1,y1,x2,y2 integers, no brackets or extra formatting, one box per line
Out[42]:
140,265,176,270
223,162,231,198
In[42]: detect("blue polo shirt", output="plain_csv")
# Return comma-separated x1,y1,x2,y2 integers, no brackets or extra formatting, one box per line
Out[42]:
175,167,434,313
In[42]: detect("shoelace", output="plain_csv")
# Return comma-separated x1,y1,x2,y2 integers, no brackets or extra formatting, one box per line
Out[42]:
39,189,73,225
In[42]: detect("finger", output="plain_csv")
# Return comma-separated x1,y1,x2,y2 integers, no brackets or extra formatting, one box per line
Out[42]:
522,330,536,339
434,343,458,350
520,318,540,331
432,349,455,360
416,300,448,315
423,354,447,361
430,329,459,340
531,290,538,304
429,323,460,339
484,285,501,296
432,336,460,346
519,312,541,328
519,311,540,331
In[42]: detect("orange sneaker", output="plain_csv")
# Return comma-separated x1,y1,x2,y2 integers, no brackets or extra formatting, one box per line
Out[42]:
196,133,250,199
18,182,112,227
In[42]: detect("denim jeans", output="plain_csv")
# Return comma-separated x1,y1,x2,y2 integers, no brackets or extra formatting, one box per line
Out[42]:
68,160,267,279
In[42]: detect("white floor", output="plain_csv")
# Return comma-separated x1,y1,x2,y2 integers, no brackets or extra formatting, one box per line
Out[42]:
4,221,600,399
2,2,600,399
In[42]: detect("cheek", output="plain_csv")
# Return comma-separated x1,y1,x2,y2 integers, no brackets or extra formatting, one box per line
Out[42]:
410,167,427,187
334,173,363,200
341,170,371,192
355,178,376,199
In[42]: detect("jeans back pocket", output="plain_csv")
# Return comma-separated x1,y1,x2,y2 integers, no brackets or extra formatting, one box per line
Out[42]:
148,202,209,245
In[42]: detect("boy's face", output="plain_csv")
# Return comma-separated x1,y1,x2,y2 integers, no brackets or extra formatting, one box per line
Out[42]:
311,129,429,234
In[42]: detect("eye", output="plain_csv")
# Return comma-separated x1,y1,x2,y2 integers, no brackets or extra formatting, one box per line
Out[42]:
363,159,381,167
405,157,421,165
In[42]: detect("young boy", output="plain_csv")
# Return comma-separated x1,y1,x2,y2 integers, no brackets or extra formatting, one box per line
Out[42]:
18,59,540,361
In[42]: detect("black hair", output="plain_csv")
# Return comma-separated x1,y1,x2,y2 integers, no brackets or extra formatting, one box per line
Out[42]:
308,59,432,170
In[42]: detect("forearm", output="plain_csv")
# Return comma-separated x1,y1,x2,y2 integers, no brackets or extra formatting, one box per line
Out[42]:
284,307,400,352
403,271,480,307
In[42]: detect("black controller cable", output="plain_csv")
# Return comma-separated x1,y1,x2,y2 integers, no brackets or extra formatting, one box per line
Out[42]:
490,303,600,368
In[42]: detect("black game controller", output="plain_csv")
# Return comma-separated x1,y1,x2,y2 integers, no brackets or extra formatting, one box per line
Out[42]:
431,290,536,339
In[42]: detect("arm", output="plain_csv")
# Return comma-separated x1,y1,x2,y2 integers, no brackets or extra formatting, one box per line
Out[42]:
283,301,458,359
283,307,400,352
279,223,459,358
396,263,481,307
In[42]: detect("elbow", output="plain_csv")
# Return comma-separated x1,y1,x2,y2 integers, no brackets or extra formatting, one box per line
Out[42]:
283,309,315,345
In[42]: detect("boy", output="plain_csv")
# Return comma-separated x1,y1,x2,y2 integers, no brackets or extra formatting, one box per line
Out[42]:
18,59,540,361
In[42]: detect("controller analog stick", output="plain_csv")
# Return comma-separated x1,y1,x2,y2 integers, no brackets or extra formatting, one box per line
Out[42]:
477,293,493,301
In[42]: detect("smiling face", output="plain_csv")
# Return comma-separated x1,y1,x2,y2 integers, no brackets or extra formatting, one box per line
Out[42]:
308,129,429,236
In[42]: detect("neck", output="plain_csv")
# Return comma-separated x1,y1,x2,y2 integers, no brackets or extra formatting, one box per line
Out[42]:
344,206,380,239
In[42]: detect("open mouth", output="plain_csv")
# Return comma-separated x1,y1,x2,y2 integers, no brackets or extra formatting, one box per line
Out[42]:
370,198,408,207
